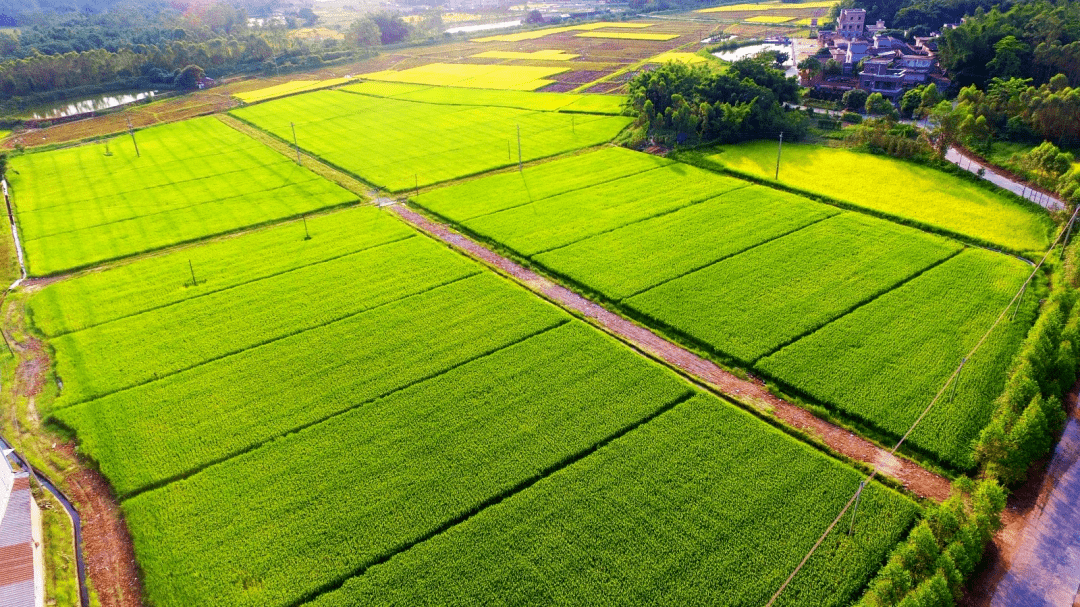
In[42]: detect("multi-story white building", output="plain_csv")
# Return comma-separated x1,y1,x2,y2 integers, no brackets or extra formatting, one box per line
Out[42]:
837,8,866,39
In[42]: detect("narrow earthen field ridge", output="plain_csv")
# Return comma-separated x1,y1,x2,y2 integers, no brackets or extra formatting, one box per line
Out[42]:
392,204,953,502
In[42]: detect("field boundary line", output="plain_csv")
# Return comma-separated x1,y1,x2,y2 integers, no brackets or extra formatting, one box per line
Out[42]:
18,196,363,278
225,110,631,195
42,233,418,339
391,204,953,502
114,318,573,502
50,271,484,411
217,114,383,197
765,204,1080,607
17,152,307,215
21,176,339,244
438,164,674,224
285,389,698,607
616,209,840,301
336,85,627,116
17,201,368,285
749,247,965,365
524,183,757,258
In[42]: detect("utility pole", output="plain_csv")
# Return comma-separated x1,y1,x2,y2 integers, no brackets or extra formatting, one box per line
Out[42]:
517,125,522,172
188,260,197,287
508,140,511,161
775,131,783,180
572,115,575,135
948,357,967,401
415,174,419,199
302,215,311,240
291,122,301,165
847,480,866,535
126,117,140,158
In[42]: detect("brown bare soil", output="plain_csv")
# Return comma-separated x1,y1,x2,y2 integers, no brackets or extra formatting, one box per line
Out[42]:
7,318,144,607
392,205,953,502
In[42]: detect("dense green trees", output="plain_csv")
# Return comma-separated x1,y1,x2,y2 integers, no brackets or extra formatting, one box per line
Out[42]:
939,1,1080,88
627,59,806,146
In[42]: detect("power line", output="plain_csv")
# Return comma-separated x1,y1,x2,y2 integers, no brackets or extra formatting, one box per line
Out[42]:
765,203,1080,607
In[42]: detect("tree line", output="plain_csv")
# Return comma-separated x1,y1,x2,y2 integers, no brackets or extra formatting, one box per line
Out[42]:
625,58,808,147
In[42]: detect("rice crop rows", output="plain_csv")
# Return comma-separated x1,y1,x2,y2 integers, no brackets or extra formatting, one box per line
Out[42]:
123,321,697,607
231,90,631,191
472,22,655,43
340,81,626,114
27,206,412,337
471,50,580,60
9,116,358,275
757,249,1038,468
575,32,681,41
459,163,747,255
53,273,569,496
306,394,919,607
358,63,569,91
625,213,963,364
47,235,479,408
533,185,839,300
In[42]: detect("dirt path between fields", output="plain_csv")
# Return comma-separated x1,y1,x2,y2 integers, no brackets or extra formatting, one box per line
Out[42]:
392,205,953,502
961,381,1080,607
7,331,144,607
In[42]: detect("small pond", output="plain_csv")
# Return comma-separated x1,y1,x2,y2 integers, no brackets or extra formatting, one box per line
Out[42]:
21,90,157,120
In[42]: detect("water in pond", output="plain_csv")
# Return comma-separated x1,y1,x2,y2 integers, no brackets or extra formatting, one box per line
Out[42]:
713,42,798,78
445,20,521,34
22,90,157,120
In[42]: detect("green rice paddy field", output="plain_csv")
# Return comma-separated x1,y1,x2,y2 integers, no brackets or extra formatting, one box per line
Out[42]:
8,116,358,275
34,204,918,607
11,79,1061,607
417,147,1043,469
230,89,632,192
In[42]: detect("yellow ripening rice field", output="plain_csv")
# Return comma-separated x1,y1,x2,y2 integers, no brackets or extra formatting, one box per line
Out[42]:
357,63,569,91
746,15,797,23
575,32,680,41
473,22,654,42
472,49,580,60
698,0,836,11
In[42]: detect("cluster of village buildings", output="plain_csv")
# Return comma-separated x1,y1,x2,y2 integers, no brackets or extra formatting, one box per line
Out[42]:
801,8,951,100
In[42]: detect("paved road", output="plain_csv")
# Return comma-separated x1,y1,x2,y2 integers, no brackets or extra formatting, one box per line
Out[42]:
945,147,1065,211
990,414,1080,606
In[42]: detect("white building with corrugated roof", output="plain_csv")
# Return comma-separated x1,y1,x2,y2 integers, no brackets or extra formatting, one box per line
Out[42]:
0,450,43,607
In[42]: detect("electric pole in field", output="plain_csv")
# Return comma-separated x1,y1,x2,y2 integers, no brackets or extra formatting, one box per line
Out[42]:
291,122,301,165
775,131,783,180
126,117,140,158
517,125,522,171
302,215,311,240
847,480,866,535
188,260,197,286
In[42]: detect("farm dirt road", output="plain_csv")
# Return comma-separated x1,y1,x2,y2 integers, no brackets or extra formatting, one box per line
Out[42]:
5,325,144,607
392,205,953,502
